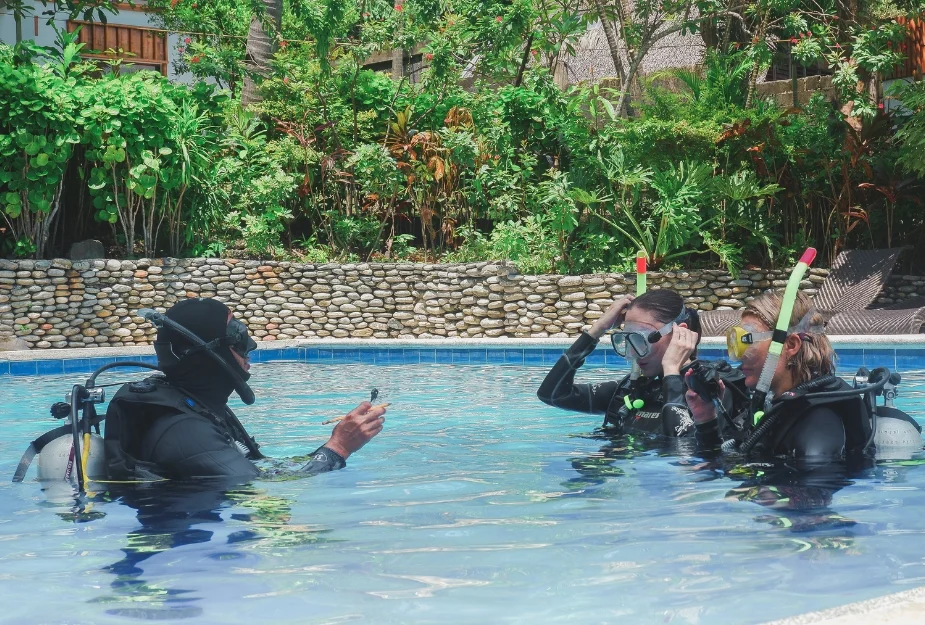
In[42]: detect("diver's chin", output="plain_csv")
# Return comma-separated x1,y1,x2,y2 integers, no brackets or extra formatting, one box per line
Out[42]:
636,360,655,377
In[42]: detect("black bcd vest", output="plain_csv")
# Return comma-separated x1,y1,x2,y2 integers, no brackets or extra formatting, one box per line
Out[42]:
104,376,262,481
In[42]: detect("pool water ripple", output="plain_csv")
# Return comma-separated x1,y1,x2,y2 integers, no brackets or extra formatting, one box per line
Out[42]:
0,362,924,624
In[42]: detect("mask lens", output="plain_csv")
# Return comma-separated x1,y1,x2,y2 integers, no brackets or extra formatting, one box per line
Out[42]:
611,331,651,359
610,332,628,357
726,326,749,361
227,318,256,356
726,326,774,361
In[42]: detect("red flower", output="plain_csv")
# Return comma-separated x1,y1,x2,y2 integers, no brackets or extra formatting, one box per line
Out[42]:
790,37,797,44
184,37,191,44
495,15,502,22
394,3,403,10
878,102,885,109
280,40,288,48
425,53,433,61
531,49,538,55
178,46,185,53
191,55,201,63
283,77,289,84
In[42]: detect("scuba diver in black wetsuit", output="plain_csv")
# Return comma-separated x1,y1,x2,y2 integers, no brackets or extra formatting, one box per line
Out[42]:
688,288,921,463
538,289,708,437
103,298,386,481
685,285,922,523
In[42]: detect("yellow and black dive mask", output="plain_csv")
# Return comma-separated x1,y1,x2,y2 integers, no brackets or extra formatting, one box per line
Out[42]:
725,311,823,362
725,325,774,361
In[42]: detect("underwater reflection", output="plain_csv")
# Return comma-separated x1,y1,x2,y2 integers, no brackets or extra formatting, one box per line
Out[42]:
59,479,335,620
561,428,912,550
561,430,698,493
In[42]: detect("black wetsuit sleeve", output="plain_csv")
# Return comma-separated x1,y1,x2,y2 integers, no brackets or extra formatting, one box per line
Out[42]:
143,414,260,479
659,375,695,437
297,446,347,474
253,445,348,478
695,419,724,453
537,332,622,414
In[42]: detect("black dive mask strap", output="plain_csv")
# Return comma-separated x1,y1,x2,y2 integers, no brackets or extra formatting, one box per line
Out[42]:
645,305,691,344
142,309,256,405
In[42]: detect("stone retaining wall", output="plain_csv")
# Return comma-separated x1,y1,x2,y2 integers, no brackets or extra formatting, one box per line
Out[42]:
1,258,923,349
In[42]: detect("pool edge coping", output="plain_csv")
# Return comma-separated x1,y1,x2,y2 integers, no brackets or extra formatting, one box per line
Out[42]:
760,584,925,625
2,334,925,362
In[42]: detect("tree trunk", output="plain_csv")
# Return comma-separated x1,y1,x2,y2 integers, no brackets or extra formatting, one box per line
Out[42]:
514,33,535,87
591,0,627,86
241,0,283,107
615,41,650,120
744,8,770,109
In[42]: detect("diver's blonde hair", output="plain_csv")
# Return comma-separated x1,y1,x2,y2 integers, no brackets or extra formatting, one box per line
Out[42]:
742,290,835,386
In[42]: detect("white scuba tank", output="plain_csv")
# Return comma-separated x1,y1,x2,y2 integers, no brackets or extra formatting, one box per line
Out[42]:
36,433,107,481
874,407,924,461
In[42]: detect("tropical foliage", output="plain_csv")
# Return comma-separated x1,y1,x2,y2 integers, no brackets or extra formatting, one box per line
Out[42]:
1,1,924,273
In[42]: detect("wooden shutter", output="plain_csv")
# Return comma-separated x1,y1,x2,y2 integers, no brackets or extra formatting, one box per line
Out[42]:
67,20,169,76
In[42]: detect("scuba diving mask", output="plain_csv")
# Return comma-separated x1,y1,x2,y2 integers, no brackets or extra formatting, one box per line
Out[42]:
226,318,258,358
610,307,689,359
725,311,823,362
726,325,774,361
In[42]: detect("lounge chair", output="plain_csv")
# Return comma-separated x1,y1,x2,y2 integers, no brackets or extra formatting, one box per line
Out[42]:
826,297,925,335
698,247,923,336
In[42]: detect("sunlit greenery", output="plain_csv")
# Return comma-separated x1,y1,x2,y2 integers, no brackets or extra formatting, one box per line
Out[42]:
1,0,923,271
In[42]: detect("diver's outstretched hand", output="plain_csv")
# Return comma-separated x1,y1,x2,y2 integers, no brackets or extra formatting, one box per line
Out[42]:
324,402,386,459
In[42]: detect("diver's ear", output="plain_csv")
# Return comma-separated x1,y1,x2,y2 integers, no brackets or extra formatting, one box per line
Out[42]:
783,333,802,358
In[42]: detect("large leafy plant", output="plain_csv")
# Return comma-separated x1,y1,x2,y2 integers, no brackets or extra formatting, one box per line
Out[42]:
0,33,84,257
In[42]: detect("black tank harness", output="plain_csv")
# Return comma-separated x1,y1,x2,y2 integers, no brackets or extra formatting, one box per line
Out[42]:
723,367,920,457
104,375,262,481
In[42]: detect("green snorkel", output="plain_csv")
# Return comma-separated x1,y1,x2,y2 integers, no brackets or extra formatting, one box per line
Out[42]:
619,251,648,414
628,251,647,384
749,248,817,425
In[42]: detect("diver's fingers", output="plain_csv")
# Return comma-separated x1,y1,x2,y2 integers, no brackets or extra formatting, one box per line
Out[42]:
351,401,373,416
682,326,696,350
362,403,388,420
363,419,385,437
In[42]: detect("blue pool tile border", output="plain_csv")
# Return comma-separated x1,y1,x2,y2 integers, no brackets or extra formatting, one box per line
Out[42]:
2,345,925,377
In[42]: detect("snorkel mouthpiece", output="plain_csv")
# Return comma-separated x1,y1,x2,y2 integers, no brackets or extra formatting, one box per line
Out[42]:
140,307,256,405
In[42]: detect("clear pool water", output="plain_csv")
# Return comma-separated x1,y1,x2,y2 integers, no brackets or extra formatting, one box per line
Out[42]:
2,360,925,625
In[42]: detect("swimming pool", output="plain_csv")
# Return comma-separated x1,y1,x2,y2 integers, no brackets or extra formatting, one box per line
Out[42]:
1,350,925,624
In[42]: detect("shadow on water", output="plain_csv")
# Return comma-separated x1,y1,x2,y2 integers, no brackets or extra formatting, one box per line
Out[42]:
48,478,337,621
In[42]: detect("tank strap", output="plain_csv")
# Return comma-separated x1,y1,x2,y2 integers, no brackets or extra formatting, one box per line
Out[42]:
11,424,73,483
